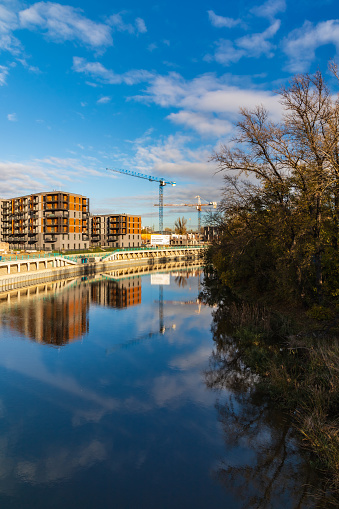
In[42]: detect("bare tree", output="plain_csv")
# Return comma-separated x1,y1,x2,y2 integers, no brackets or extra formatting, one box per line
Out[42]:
211,68,339,302
174,216,187,235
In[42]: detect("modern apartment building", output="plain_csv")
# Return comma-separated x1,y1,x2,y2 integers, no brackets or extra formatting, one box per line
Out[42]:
0,191,90,251
90,214,141,248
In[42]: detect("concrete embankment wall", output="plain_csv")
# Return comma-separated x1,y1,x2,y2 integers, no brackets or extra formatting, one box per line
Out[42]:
0,252,203,293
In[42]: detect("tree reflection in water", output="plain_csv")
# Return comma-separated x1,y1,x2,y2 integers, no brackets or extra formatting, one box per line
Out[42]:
204,305,333,509
174,274,188,288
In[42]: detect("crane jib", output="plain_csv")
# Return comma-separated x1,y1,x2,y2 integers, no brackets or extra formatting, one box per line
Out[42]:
106,167,176,234
106,168,175,186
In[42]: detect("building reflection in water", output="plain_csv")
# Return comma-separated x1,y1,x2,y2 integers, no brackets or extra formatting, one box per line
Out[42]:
0,276,141,346
0,262,202,347
0,279,89,346
91,276,141,308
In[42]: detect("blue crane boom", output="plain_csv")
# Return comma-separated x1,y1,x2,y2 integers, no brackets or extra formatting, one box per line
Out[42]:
106,168,176,234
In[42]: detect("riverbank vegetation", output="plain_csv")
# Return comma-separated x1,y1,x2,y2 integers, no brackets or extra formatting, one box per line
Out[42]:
209,65,339,307
204,66,339,503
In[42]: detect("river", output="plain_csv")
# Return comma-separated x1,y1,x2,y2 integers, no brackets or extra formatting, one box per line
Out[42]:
0,264,328,508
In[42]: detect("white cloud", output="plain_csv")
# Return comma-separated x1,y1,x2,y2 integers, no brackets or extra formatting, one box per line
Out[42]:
210,40,246,65
108,13,134,34
0,4,21,54
74,60,281,141
0,65,9,85
210,20,280,65
251,0,286,20
0,157,102,198
7,112,17,121
73,57,154,85
19,2,113,49
17,58,41,73
236,19,280,57
207,10,241,29
97,96,111,104
283,20,339,72
167,111,232,137
108,12,147,35
132,133,218,181
134,72,282,120
135,17,147,34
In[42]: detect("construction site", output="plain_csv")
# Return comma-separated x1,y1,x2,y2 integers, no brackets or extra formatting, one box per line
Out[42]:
0,168,217,253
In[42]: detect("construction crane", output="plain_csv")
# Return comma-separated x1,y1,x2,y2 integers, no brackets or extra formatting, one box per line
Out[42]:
154,195,217,234
106,168,176,234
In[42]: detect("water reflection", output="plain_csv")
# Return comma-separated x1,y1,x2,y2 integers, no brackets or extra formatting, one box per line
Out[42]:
204,305,333,508
0,263,331,508
0,261,202,347
0,280,89,346
0,264,223,509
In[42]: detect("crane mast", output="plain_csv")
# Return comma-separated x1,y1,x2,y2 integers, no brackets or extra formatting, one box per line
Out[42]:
154,195,217,234
106,168,176,234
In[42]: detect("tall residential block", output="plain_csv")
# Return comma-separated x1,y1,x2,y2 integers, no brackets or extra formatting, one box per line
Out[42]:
1,191,90,251
90,214,141,248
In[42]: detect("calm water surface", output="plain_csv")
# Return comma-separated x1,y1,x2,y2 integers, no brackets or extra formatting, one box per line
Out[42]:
0,265,323,508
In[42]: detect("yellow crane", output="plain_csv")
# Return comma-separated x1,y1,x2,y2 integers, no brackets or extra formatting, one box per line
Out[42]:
154,195,217,233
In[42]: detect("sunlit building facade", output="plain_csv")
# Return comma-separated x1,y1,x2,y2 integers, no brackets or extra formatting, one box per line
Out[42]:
0,191,90,251
90,214,141,248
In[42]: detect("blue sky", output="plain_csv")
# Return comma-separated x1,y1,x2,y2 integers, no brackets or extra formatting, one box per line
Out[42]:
0,0,339,229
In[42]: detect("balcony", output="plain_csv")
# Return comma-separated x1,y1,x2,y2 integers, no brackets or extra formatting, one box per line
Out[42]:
44,203,68,211
10,237,27,243
44,236,57,242
108,232,122,238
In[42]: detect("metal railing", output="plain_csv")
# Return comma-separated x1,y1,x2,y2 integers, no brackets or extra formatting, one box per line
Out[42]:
100,244,206,260
0,252,61,262
0,245,205,264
